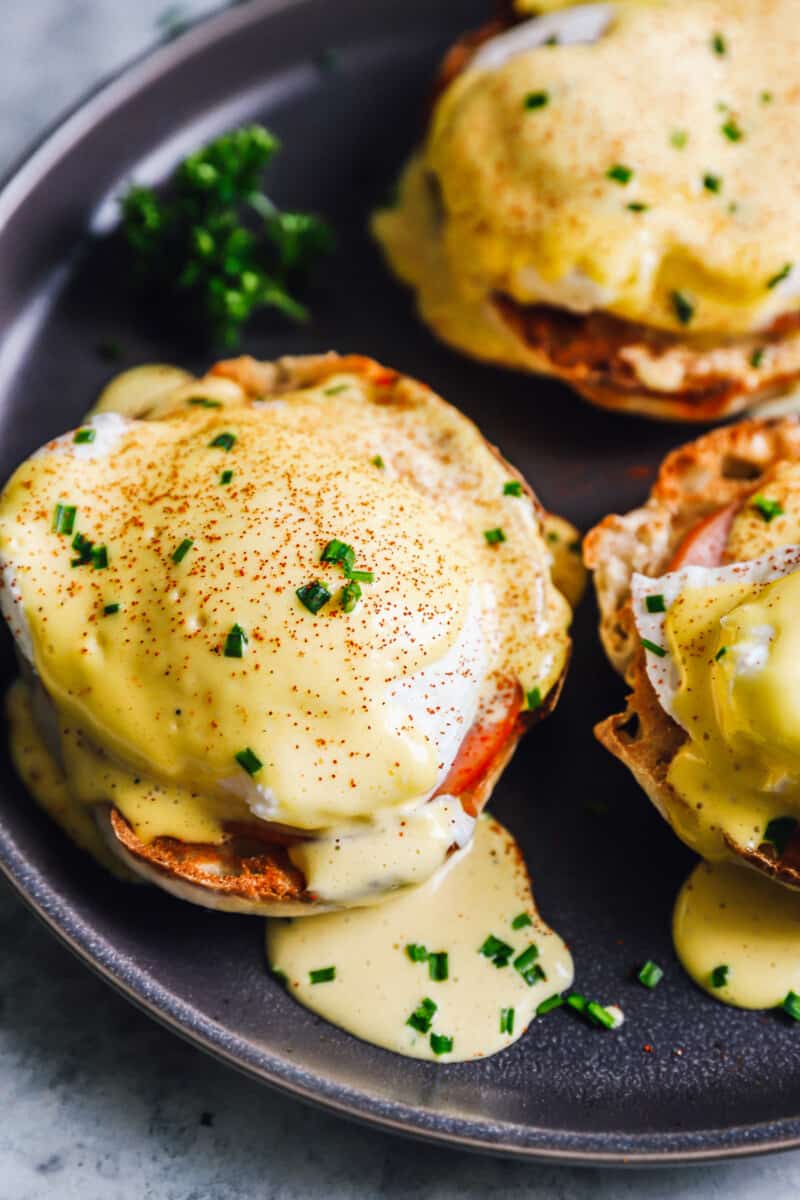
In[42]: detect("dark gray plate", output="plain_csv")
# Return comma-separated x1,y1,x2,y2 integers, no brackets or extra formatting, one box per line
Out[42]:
1,0,798,1166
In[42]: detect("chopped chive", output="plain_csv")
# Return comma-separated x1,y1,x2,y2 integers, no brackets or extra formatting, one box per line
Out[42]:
172,538,194,564
503,480,523,497
721,118,743,142
566,993,588,1014
321,539,355,572
371,454,385,469
323,383,349,395
761,90,773,104
752,493,784,522
710,964,729,989
70,532,93,565
479,934,514,968
547,530,559,544
53,504,77,536
711,32,726,55
220,469,234,485
671,290,695,326
627,202,649,213
645,594,666,614
224,623,248,658
347,569,374,583
341,579,362,613
670,129,688,149
484,527,507,546
641,638,667,658
783,991,800,1021
703,174,722,193
428,952,449,982
296,581,331,614
537,994,565,1016
715,646,728,661
607,163,633,185
750,347,765,369
235,746,263,776
407,997,436,1033
586,1001,617,1029
526,686,543,711
429,1033,453,1056
103,602,120,616
638,960,664,989
500,1007,515,1035
524,90,549,110
74,428,96,444
767,263,793,290
209,431,236,451
514,944,545,986
406,944,428,963
511,912,533,931
309,966,336,984
188,397,222,408
91,545,108,570
762,816,798,855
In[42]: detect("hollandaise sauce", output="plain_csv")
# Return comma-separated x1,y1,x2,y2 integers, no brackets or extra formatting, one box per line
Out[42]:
674,860,800,1010
267,815,574,1061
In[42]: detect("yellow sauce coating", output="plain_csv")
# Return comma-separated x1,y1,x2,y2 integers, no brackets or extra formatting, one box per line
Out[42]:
267,814,574,1061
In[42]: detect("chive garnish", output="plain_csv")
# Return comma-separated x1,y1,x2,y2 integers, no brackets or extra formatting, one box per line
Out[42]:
371,454,385,469
703,174,722,193
224,623,248,658
504,480,523,496
406,944,428,963
721,118,743,142
566,993,588,1014
74,428,96,444
428,952,449,982
638,960,664,989
341,579,362,613
586,1001,617,1029
188,397,222,408
767,263,793,290
347,569,374,583
762,816,798,855
500,1007,515,1035
761,90,773,105
524,90,549,110
711,32,726,55
514,944,545,986
783,991,800,1021
645,594,666,614
670,129,688,149
715,646,728,661
296,581,331,614
209,431,236,451
484,527,507,545
547,530,559,544
91,545,109,570
220,469,234,485
103,603,120,616
750,348,765,369
641,638,667,658
324,384,349,395
321,539,355,572
479,934,514,968
627,202,649,213
235,747,263,776
172,538,194,564
511,912,533,931
752,494,784,522
407,997,437,1033
526,686,543,711
70,532,93,566
710,964,729,989
671,290,695,325
429,1033,453,1056
309,966,336,984
537,994,565,1016
607,163,633,185
53,504,77,536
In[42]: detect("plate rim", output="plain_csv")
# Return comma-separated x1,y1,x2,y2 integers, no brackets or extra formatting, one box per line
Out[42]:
1,0,799,1166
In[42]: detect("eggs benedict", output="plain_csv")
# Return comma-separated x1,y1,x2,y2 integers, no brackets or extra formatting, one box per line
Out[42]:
585,414,800,1008
374,0,800,421
0,352,576,923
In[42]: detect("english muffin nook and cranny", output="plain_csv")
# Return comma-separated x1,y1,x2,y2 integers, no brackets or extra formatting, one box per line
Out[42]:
374,0,800,420
0,352,581,1060
586,415,800,1011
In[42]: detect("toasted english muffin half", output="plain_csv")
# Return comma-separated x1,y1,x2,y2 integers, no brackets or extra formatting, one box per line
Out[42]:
6,352,578,915
375,0,800,422
585,414,800,884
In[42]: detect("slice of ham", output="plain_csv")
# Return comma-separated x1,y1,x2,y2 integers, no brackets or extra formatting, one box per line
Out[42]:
668,502,740,570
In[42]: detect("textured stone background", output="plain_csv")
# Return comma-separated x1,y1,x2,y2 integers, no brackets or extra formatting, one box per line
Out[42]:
1,3,799,1196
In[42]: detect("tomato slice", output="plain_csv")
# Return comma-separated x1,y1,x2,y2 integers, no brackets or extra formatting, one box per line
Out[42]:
437,684,522,814
668,501,739,570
